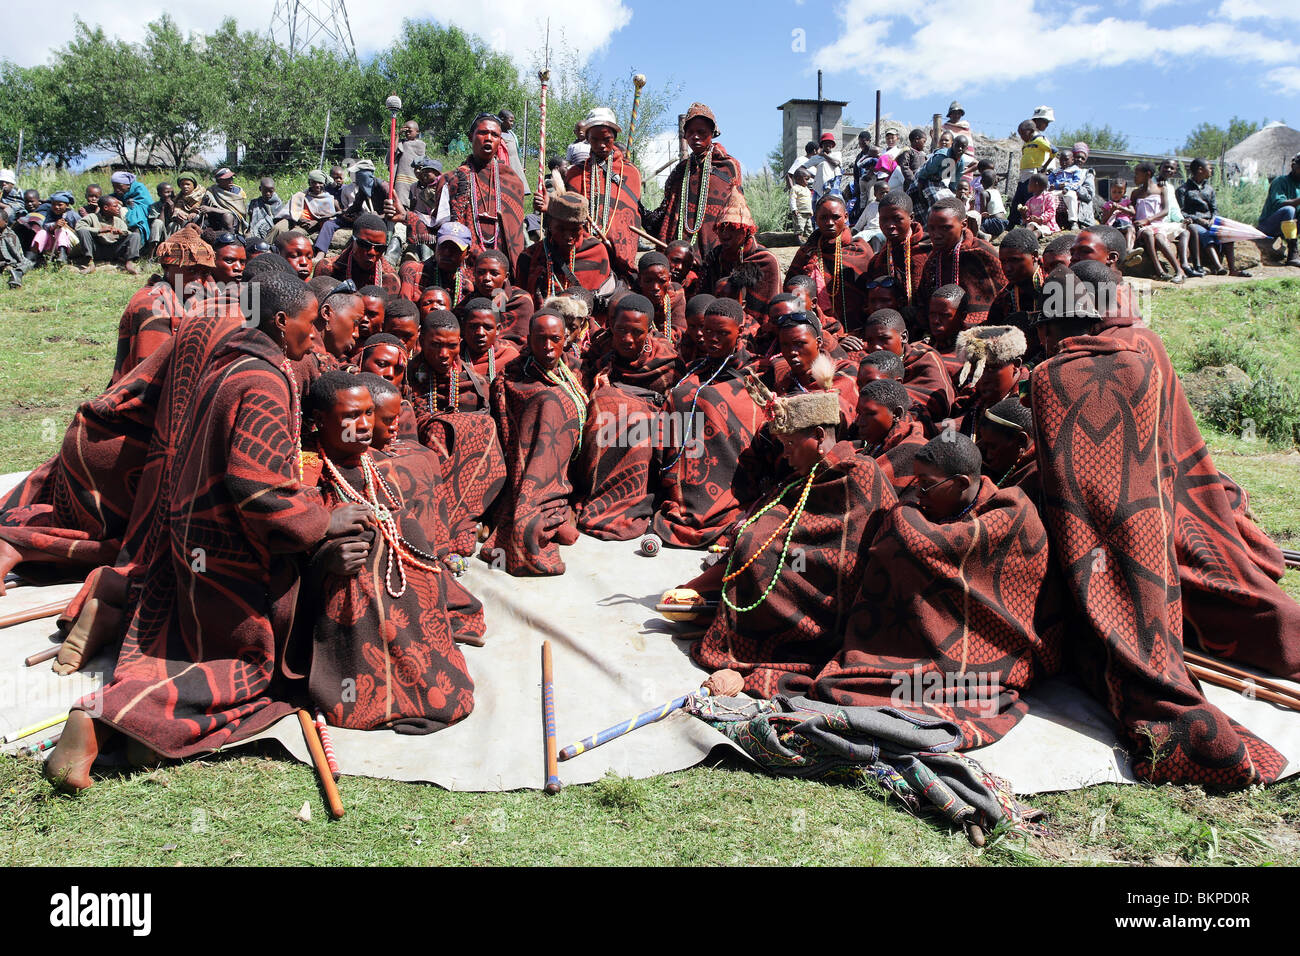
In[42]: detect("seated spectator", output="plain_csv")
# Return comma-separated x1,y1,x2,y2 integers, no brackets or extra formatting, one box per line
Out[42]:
74,195,141,275
911,135,969,221
1071,142,1098,227
1100,180,1136,253
275,170,341,246
78,184,103,219
1179,157,1249,277
199,167,249,232
852,178,889,248
976,170,1009,238
0,169,22,219
1,207,25,288
1159,158,1201,277
1009,119,1054,226
1256,152,1300,268
109,171,153,248
246,177,286,240
1048,147,1087,229
1131,161,1186,282
13,190,42,250
147,181,199,256
1019,173,1059,238
889,129,928,193
23,190,78,273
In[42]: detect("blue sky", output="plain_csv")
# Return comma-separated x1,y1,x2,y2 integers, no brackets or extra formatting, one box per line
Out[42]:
5,0,1295,173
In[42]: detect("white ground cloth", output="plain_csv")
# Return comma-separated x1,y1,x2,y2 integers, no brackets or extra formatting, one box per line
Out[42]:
2,471,1298,794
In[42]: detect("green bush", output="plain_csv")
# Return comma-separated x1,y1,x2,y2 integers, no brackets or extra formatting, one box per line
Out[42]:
1217,180,1269,227
1204,376,1300,446
743,172,790,234
1186,330,1265,376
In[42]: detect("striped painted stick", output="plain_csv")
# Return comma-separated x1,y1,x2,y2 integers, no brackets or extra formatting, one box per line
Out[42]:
298,710,344,819
315,711,340,781
542,640,561,793
558,688,708,761
537,70,550,197
23,733,61,755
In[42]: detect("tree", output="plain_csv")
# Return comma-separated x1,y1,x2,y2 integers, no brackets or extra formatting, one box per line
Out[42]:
368,21,526,153
140,15,220,168
767,140,787,180
1053,123,1130,152
56,20,154,168
1182,117,1265,160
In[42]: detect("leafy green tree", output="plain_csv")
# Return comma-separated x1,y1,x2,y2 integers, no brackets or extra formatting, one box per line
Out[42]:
1053,123,1130,152
140,15,220,168
1182,117,1265,160
57,20,154,168
367,22,526,153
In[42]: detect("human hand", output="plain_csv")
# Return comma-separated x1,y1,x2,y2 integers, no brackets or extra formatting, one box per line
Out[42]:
320,533,372,575
326,502,372,537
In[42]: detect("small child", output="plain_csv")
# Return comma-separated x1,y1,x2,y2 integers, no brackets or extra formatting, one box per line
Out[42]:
852,179,888,247
978,171,1009,238
790,167,813,241
1101,180,1136,252
0,207,26,289
1019,173,1059,238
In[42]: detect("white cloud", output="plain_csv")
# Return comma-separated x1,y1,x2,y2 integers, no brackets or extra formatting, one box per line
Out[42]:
0,0,632,69
1137,0,1177,12
1274,67,1300,94
1214,0,1300,21
813,0,1294,97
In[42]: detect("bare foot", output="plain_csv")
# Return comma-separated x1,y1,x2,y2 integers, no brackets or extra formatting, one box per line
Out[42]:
53,598,123,675
43,711,108,794
0,539,21,596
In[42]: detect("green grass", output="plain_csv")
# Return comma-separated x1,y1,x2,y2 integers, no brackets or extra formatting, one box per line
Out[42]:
3,268,1300,866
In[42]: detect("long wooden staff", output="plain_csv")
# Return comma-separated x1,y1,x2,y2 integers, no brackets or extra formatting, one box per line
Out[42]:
541,641,562,793
537,70,550,197
0,600,67,630
1184,650,1300,707
1281,547,1300,569
627,74,646,161
298,709,344,819
1185,661,1300,712
558,687,710,761
385,94,403,200
631,224,668,251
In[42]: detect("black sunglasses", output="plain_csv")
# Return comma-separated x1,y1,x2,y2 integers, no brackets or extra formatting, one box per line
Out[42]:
864,277,897,290
212,232,241,248
323,279,357,303
353,235,386,252
774,311,816,328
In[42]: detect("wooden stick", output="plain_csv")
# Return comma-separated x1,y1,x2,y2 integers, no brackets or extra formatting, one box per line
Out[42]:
559,688,708,761
22,732,61,755
630,224,668,251
542,640,561,794
1282,548,1300,569
1186,662,1300,712
314,711,341,781
1184,650,1300,705
0,600,67,630
3,711,68,744
297,710,344,819
24,645,61,667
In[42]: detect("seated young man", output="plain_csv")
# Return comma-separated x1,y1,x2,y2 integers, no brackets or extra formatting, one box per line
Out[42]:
110,227,215,385
853,377,927,493
399,221,474,303
784,192,874,337
274,230,317,281
482,309,587,575
1031,275,1289,787
629,251,683,341
465,249,534,342
916,196,1005,334
1075,259,1300,683
300,370,476,730
514,193,613,311
924,284,967,387
315,212,401,294
976,396,1039,505
44,271,371,792
666,239,700,298
858,189,932,321
74,195,142,275
304,278,364,370
767,314,858,428
855,348,904,383
678,293,714,365
860,307,955,422
702,192,781,331
408,310,490,423
987,227,1044,363
460,297,521,383
652,298,765,548
783,433,1063,750
356,333,417,441
686,384,896,697
943,324,1027,438
381,297,422,355
575,294,680,540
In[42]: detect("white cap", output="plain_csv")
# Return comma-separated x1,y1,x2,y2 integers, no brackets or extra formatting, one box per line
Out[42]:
0,169,14,184
1032,105,1055,122
582,107,621,135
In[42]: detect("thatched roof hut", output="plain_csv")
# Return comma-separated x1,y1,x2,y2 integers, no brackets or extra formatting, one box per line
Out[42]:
1224,122,1300,182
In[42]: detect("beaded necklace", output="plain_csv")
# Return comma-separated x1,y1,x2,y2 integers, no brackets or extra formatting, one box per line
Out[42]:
584,154,618,234
1010,262,1043,312
658,292,671,337
467,158,501,249
341,242,381,288
428,362,459,413
439,266,463,303
321,453,443,598
544,239,578,298
529,356,589,446
675,148,713,241
660,354,733,472
721,462,821,613
818,232,846,318
279,358,304,482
